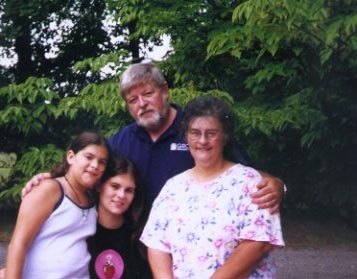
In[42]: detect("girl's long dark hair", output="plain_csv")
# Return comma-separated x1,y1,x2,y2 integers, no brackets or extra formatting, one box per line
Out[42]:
100,156,145,231
98,156,146,255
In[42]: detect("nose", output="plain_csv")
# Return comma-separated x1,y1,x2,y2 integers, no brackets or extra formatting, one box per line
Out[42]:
116,188,125,198
197,133,209,143
137,95,147,107
90,159,99,169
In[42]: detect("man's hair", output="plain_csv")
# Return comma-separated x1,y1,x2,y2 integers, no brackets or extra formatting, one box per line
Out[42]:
120,63,166,98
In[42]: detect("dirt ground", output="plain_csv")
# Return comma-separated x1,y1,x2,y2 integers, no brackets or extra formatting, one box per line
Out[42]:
1,214,357,278
274,214,357,278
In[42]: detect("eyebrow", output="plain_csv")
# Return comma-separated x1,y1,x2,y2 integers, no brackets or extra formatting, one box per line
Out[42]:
188,128,221,132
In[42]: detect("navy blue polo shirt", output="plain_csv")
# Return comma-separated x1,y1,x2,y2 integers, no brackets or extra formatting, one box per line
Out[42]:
108,104,194,206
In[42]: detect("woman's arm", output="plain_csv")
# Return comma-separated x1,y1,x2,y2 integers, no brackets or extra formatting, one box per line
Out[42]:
209,240,273,279
147,248,174,279
5,180,60,279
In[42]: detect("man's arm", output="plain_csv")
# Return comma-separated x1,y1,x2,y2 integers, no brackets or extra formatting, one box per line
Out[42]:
229,140,285,213
252,171,285,214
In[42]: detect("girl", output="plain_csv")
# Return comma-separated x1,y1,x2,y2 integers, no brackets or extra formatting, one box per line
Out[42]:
5,132,112,279
87,157,152,279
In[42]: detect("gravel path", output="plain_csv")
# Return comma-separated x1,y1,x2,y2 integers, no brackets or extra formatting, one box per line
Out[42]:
1,241,357,278
275,248,357,278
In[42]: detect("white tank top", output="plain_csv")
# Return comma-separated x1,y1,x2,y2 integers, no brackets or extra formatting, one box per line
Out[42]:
23,181,97,279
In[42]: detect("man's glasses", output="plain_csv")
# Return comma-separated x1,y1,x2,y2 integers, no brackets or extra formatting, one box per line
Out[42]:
186,129,222,141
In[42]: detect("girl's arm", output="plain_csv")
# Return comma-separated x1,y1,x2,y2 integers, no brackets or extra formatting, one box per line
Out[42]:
5,180,61,279
209,240,273,279
147,248,174,279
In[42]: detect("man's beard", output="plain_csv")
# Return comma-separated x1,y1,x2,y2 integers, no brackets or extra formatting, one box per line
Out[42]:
137,105,170,131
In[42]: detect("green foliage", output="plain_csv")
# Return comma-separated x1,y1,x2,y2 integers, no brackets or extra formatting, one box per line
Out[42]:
170,85,233,107
0,144,63,202
204,0,357,221
0,77,59,134
0,62,129,201
1,0,356,225
0,152,17,187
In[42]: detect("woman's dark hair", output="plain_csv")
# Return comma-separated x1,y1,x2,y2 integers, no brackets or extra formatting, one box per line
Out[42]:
100,156,145,230
182,96,256,165
51,131,113,178
99,156,146,255
182,95,235,144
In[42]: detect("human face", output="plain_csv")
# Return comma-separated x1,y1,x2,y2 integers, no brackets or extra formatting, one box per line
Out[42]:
67,144,108,190
186,116,226,167
98,173,136,218
124,82,170,131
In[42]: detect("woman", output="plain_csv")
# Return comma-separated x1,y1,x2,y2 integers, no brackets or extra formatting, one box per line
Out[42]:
87,157,152,279
5,132,112,279
140,96,284,279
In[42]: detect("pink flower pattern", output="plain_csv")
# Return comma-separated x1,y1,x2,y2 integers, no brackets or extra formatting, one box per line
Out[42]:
141,164,284,279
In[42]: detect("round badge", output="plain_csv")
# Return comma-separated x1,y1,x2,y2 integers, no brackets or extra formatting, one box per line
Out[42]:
94,249,124,279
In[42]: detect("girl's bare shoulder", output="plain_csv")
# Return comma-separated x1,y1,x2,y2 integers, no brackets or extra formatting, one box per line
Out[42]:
23,178,61,202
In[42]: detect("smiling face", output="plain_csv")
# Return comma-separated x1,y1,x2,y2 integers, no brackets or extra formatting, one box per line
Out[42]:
98,172,136,221
124,82,170,131
186,116,226,168
67,144,109,190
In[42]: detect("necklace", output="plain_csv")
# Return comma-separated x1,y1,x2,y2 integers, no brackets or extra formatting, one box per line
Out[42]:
64,175,88,221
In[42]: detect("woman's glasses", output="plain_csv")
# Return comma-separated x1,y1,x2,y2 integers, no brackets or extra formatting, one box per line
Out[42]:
186,129,222,141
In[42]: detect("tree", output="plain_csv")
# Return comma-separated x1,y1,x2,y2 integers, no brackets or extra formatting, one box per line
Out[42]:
114,0,357,223
1,0,356,226
205,0,357,221
0,0,142,204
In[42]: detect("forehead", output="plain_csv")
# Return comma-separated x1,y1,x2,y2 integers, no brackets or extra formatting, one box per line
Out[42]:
189,116,222,129
105,173,136,187
124,82,158,97
78,144,108,157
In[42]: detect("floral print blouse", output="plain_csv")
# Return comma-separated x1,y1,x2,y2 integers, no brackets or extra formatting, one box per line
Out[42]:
141,164,285,279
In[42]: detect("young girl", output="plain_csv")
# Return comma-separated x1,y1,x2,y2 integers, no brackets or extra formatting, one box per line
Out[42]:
5,132,112,279
87,157,152,279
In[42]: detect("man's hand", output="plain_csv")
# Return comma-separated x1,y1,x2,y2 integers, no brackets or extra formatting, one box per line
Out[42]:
251,171,284,214
21,173,52,199
0,267,5,279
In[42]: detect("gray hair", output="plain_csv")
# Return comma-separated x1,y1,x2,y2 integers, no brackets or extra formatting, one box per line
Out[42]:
120,63,167,98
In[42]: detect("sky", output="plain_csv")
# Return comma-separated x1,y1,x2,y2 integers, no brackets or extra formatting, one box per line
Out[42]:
0,34,171,68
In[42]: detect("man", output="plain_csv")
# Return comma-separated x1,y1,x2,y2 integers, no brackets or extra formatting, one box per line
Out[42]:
23,62,284,212
107,62,284,212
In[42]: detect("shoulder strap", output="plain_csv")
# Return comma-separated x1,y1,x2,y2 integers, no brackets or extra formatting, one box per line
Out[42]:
53,179,65,211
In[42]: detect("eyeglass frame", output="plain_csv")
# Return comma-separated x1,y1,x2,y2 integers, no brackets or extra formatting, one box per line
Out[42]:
186,128,223,141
